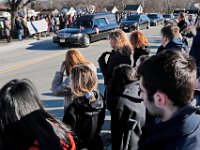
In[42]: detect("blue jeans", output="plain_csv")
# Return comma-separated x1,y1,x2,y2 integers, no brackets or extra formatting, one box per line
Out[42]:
18,29,23,41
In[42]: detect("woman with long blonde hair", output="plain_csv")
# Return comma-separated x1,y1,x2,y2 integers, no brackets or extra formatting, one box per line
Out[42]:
98,29,133,110
52,49,96,109
63,64,105,150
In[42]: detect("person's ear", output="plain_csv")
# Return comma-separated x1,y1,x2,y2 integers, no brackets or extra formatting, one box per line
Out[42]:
163,36,168,42
153,91,168,107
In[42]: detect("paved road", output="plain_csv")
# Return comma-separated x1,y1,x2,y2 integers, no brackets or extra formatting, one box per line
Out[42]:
0,25,162,149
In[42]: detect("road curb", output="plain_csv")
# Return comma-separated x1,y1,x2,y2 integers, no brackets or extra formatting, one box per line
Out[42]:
0,36,53,48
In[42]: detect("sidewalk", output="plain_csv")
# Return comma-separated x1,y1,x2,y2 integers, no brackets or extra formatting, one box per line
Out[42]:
0,35,54,48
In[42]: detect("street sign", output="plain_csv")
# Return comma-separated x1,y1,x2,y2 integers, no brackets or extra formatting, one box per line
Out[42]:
194,3,200,9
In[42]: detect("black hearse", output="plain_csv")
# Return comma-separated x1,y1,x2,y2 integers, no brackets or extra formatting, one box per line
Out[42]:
53,13,118,47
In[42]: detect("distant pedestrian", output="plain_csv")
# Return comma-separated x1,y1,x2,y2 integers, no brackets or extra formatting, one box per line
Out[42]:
0,79,76,150
138,50,200,150
21,16,29,39
68,14,73,27
177,12,187,33
63,65,105,150
15,16,23,41
3,17,11,43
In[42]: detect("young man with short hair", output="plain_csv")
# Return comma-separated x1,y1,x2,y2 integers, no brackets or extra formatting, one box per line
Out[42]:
156,25,187,54
138,50,200,150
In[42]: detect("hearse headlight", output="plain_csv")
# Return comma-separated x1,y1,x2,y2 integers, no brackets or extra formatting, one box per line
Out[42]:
71,33,82,38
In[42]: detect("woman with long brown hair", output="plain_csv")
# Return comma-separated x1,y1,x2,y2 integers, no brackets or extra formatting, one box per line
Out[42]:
98,29,133,110
52,49,96,110
130,30,150,67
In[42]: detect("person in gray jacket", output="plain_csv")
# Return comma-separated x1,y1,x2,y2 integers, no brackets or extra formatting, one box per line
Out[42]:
52,49,96,110
3,18,11,43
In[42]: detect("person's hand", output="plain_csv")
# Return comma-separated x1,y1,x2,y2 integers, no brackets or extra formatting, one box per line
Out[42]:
60,61,66,74
100,51,111,58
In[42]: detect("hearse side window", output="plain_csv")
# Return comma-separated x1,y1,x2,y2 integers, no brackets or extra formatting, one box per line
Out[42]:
98,18,108,26
93,19,100,27
93,18,108,27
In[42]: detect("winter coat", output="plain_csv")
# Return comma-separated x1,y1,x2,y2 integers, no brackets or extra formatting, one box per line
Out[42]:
63,91,105,150
52,72,73,109
156,40,187,54
139,105,200,150
98,51,133,85
178,19,188,33
133,46,150,67
28,119,76,150
98,51,133,110
189,31,200,77
15,19,23,30
3,20,11,37
111,82,146,150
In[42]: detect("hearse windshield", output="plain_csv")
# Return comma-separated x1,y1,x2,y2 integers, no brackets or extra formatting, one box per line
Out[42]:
127,15,140,21
73,19,92,28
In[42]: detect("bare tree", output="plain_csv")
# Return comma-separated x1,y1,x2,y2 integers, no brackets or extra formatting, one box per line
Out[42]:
0,0,36,32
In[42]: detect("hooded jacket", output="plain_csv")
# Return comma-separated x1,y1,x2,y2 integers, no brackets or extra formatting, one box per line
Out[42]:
133,45,150,67
139,105,200,150
156,40,188,54
111,82,146,150
63,91,105,150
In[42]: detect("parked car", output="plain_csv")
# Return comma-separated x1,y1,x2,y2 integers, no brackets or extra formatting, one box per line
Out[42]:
53,13,118,47
120,14,150,32
147,13,164,26
163,14,176,21
173,13,179,19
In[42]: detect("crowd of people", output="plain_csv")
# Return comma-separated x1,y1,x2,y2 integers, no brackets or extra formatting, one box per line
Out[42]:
2,12,78,42
1,11,200,150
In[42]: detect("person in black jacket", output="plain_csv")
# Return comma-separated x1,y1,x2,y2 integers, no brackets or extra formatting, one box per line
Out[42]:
137,50,200,150
15,16,23,41
189,27,200,77
177,12,187,33
110,64,146,150
98,29,133,110
130,30,150,67
63,64,105,150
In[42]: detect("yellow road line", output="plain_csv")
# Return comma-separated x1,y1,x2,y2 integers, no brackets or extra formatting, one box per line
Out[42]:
0,52,65,74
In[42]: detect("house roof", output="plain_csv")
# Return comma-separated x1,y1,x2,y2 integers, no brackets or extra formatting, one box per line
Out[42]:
124,4,140,11
106,6,114,11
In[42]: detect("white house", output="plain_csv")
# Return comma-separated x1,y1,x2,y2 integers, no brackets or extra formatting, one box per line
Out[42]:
102,6,118,13
124,4,143,14
61,7,76,15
